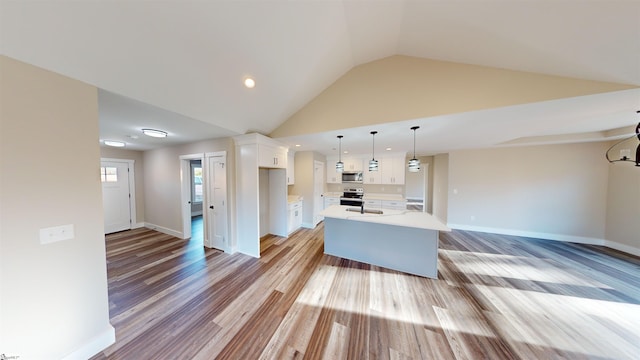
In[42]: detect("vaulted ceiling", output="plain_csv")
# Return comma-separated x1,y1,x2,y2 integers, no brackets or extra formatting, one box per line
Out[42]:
1,1,639,153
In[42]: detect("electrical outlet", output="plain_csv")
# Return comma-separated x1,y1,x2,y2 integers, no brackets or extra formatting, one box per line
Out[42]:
40,224,74,244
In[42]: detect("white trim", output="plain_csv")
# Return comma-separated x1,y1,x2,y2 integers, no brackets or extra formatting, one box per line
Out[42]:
448,224,606,246
604,240,640,257
302,222,316,229
132,222,145,229
145,222,182,238
62,324,115,360
100,158,137,230
179,153,205,240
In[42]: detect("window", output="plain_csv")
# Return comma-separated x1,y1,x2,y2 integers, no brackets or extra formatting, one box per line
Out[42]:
101,167,118,182
191,163,203,203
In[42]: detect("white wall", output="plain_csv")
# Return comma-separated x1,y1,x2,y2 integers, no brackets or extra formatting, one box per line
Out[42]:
1,56,113,359
447,142,610,243
605,161,640,255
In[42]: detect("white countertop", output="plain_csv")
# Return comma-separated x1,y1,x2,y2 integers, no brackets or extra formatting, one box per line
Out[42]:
323,192,342,197
287,195,303,203
320,205,450,232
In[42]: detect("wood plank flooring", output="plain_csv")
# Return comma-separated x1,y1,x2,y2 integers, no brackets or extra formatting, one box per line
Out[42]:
91,224,640,359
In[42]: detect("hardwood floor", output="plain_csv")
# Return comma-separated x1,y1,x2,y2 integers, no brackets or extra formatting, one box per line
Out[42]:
91,224,640,359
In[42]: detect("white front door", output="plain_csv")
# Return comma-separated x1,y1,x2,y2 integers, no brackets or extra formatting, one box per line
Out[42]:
313,161,324,226
101,160,131,234
207,152,228,251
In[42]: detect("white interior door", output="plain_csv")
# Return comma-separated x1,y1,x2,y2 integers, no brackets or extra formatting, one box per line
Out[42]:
101,160,131,234
313,161,324,226
207,152,228,251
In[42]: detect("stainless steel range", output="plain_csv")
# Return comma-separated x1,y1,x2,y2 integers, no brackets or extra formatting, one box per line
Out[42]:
340,187,364,206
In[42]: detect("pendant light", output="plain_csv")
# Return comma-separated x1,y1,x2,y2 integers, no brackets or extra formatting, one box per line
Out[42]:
369,131,379,171
336,135,344,173
606,110,640,166
408,126,420,172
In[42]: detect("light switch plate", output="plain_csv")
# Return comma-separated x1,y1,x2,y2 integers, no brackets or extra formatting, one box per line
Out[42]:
40,224,75,244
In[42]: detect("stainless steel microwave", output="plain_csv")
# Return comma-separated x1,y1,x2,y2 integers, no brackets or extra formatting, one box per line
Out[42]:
341,171,363,183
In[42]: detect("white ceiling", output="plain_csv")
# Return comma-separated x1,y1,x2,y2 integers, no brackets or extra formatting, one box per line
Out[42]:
1,1,639,153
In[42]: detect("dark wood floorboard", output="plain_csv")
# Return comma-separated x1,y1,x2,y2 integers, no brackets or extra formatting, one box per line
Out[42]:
91,225,640,359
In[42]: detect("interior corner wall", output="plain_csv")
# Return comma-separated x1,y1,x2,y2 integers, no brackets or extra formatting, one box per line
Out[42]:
605,162,640,255
432,154,449,222
142,137,235,240
0,56,114,359
447,142,610,243
100,147,146,224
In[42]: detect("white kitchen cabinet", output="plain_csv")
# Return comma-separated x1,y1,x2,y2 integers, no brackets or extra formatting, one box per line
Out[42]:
363,165,381,184
287,152,295,185
343,156,363,172
258,143,287,169
288,200,303,234
324,195,340,209
326,156,342,184
381,200,407,210
234,133,289,258
380,154,406,185
363,199,381,209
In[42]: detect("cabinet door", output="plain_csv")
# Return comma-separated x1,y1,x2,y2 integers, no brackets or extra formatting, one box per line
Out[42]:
381,200,407,210
380,156,405,184
258,144,286,168
363,199,381,209
344,156,363,171
363,165,381,184
287,152,295,185
326,156,341,183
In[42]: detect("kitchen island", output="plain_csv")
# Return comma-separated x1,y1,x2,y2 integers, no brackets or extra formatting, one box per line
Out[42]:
319,205,450,278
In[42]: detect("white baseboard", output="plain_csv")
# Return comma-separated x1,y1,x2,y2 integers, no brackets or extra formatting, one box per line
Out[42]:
447,224,606,246
604,240,640,257
144,222,182,238
62,324,115,360
132,222,145,229
301,222,315,229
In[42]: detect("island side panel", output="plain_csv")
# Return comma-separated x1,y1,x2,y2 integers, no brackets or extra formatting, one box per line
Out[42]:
323,217,439,278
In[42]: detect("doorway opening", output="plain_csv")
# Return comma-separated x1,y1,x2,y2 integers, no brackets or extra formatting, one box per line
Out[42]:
190,159,204,244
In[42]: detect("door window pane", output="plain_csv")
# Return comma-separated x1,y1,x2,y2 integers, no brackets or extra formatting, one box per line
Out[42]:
101,167,118,182
192,166,203,203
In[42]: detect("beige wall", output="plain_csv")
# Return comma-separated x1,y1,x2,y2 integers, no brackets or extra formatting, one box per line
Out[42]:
605,161,640,253
142,137,235,243
0,56,113,358
271,55,636,138
432,154,449,222
100,147,145,223
290,151,326,226
447,143,610,242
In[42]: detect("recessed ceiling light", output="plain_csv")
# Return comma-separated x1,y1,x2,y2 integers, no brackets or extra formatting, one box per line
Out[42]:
104,140,125,147
343,150,349,154
386,147,392,151
142,129,168,138
295,144,301,147
244,77,256,89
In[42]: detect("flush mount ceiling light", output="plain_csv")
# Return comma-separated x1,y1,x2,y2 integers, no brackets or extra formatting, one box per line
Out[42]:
244,77,256,89
104,140,125,147
408,126,421,172
606,110,640,167
142,128,168,138
336,135,344,173
369,131,379,171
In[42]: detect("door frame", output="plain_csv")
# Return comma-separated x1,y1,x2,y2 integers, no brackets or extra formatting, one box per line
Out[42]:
100,158,137,229
179,153,205,240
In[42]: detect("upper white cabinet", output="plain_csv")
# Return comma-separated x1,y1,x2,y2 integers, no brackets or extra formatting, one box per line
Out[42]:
343,156,363,172
363,164,381,184
258,143,287,169
287,152,295,185
326,155,341,184
380,154,406,185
